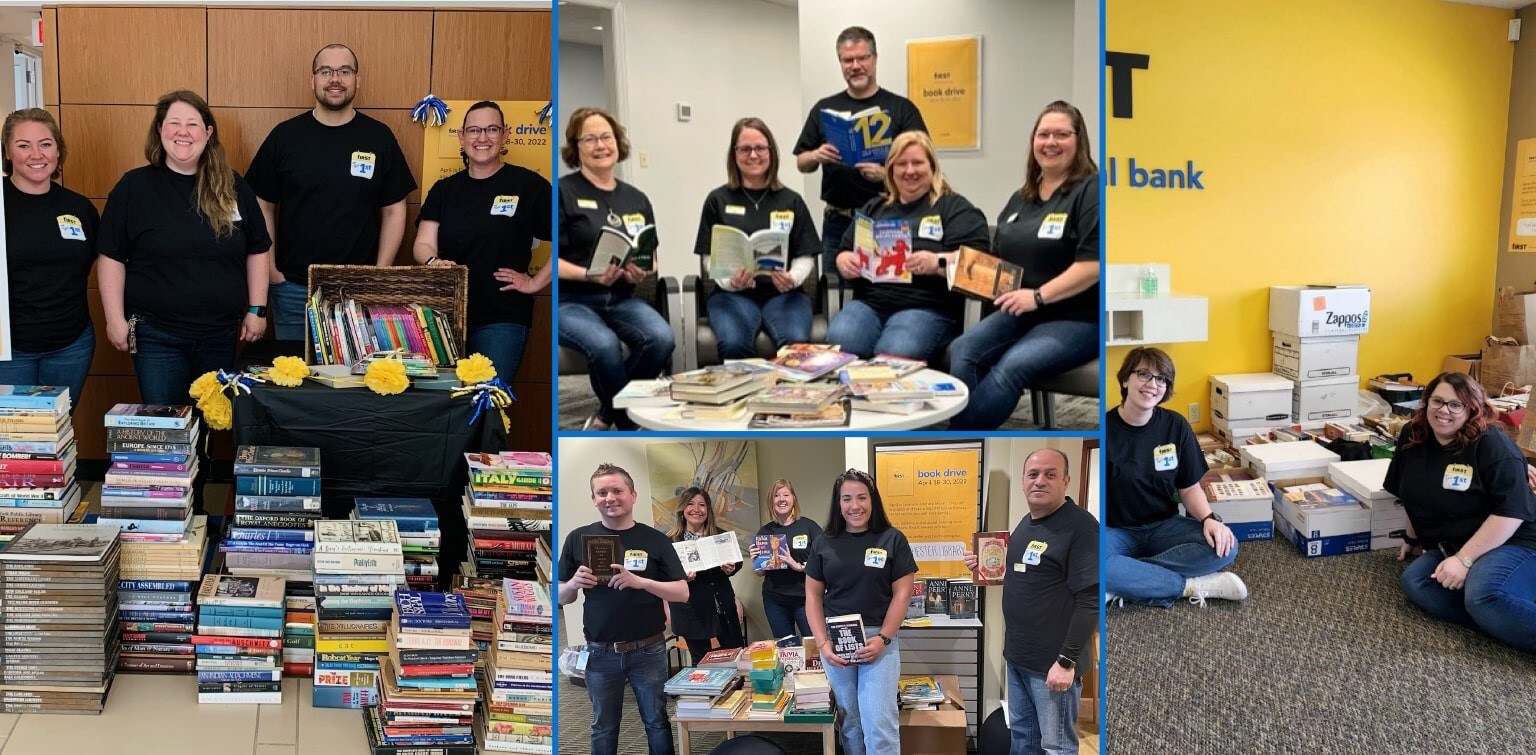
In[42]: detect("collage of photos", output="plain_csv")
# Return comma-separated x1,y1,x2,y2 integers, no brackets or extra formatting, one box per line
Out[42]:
0,1,1532,755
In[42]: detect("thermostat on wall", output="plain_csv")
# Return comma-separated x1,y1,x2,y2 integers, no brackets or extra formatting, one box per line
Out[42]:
677,103,691,122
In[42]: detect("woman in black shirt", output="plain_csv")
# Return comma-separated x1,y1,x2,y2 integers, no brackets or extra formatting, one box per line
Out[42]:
415,101,553,379
665,486,744,663
948,101,1101,429
0,109,98,408
97,90,271,405
749,478,823,638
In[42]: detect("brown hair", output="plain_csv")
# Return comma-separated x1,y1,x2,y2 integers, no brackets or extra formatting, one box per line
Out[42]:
458,100,508,168
882,130,949,206
145,90,237,238
668,486,722,541
1404,372,1491,454
725,117,783,191
825,469,893,537
2,108,66,180
836,26,877,55
1023,100,1098,202
589,462,635,494
1116,347,1176,404
560,107,629,169
312,43,359,73
768,478,801,522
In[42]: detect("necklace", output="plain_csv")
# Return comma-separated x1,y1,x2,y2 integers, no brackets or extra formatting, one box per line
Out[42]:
606,209,621,227
743,187,769,212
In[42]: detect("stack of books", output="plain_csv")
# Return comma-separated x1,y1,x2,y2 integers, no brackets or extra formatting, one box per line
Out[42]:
463,453,552,582
116,567,201,675
664,364,779,420
450,574,499,661
664,666,740,711
897,675,948,710
222,446,322,578
353,498,441,590
0,386,82,533
785,669,833,722
311,519,404,708
479,578,554,753
100,404,199,550
370,590,478,751
841,364,934,415
745,639,789,721
0,523,121,714
673,666,745,721
282,581,317,677
194,574,286,703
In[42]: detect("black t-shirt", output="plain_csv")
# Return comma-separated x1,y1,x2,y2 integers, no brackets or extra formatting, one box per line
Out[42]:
667,534,739,639
244,112,417,282
1002,501,1099,674
691,185,820,304
418,165,552,328
756,517,824,603
995,174,1100,324
1383,428,1536,552
805,526,917,626
794,88,927,210
556,172,657,299
3,179,99,352
1106,406,1208,529
98,166,271,339
837,192,990,319
558,521,685,644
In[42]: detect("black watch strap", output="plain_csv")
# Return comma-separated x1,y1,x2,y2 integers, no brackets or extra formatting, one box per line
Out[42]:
1056,654,1075,670
247,305,268,317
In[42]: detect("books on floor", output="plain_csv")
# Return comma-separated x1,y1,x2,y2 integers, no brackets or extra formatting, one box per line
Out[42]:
194,574,286,704
463,452,551,584
370,590,479,750
311,519,404,709
354,498,441,591
0,386,79,532
477,577,554,753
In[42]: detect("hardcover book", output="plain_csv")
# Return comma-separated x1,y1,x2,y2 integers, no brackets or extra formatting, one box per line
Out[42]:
825,614,866,663
973,531,1012,586
581,534,620,583
924,578,950,615
947,578,976,620
0,523,119,561
104,404,194,429
947,245,1025,300
752,534,789,571
232,446,322,477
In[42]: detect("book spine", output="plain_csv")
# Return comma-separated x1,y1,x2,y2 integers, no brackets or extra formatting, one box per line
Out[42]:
232,464,321,478
0,441,66,453
236,476,323,496
199,605,286,618
196,669,283,682
226,528,314,542
0,473,68,488
235,495,322,512
104,425,196,442
104,413,192,429
310,685,376,709
0,459,65,474
103,473,194,488
314,668,379,688
198,691,283,704
119,579,194,592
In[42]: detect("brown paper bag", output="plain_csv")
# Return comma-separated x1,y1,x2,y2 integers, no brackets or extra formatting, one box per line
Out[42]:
1494,287,1536,345
1480,336,1536,395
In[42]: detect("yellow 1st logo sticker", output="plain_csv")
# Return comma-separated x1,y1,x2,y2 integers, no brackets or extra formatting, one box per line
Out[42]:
350,151,376,178
1038,212,1068,240
1024,540,1047,566
864,548,888,568
56,214,85,241
1443,464,1473,492
491,195,519,217
623,549,648,571
1153,443,1178,472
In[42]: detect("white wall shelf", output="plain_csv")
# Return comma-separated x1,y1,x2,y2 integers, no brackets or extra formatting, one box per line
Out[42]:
1105,263,1209,346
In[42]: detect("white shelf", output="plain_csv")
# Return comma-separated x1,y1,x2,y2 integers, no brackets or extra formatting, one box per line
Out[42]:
1105,264,1209,345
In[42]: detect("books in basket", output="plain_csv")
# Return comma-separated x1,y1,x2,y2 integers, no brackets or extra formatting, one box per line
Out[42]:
973,531,1011,586
770,344,858,382
817,106,893,165
587,224,657,274
825,614,866,663
852,213,911,284
745,383,845,415
707,225,790,277
948,245,1025,300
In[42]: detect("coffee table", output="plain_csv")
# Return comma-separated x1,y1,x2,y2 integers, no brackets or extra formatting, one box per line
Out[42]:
626,369,969,431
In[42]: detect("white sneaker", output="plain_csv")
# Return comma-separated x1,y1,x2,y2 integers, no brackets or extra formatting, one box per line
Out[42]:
1104,592,1124,608
1184,572,1248,607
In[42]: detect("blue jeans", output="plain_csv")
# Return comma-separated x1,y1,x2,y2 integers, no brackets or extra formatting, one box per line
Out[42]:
467,322,530,381
1402,545,1536,653
130,318,240,405
762,596,810,639
1007,661,1080,755
0,323,94,413
707,289,812,359
558,292,675,428
583,640,674,755
1106,516,1237,607
269,279,309,342
823,628,901,755
825,299,957,360
948,315,1098,430
821,210,853,275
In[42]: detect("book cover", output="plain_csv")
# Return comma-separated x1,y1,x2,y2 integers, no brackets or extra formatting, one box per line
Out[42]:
817,106,892,165
851,213,912,284
588,224,658,274
752,534,789,571
0,523,118,561
770,344,858,382
947,578,977,619
924,578,950,615
197,574,286,607
973,531,1011,586
103,404,194,429
707,225,791,277
825,614,866,663
948,245,1025,300
581,534,620,583
0,386,70,411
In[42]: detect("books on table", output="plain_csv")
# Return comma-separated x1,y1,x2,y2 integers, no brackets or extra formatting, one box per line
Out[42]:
770,344,858,382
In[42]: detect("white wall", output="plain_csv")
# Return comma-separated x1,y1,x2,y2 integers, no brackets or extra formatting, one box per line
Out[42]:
556,40,609,177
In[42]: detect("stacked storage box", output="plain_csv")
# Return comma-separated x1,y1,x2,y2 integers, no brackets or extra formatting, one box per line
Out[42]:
1243,441,1369,557
1270,285,1369,424
1198,468,1275,542
1210,373,1293,444
1329,458,1409,552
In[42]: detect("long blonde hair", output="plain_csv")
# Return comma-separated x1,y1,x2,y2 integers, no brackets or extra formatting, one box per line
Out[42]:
145,90,237,238
882,130,949,206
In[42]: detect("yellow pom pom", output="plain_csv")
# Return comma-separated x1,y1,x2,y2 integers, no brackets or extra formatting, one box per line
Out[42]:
197,390,233,431
189,371,220,401
270,356,309,388
455,353,497,385
365,358,410,396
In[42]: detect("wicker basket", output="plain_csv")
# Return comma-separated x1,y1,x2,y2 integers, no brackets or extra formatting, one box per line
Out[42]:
306,264,469,366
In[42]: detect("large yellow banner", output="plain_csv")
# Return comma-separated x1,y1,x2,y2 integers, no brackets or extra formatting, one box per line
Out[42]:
1510,137,1536,253
419,100,554,271
907,36,981,150
873,442,982,581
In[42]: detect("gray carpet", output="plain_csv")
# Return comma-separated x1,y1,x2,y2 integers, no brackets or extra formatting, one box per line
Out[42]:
558,375,1100,431
1106,538,1536,755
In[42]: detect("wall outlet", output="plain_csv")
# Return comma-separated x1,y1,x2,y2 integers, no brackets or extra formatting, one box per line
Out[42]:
1188,402,1200,423
638,150,649,168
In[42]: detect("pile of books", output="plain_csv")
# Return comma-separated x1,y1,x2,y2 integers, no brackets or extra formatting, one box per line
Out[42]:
897,675,947,710
369,590,478,751
786,669,832,722
116,570,200,674
478,578,554,753
100,404,199,548
222,446,321,578
841,363,934,415
665,666,741,718
463,452,552,582
194,574,285,703
354,498,441,590
745,639,789,721
0,523,122,714
282,581,317,677
663,363,780,421
311,519,405,708
0,386,82,533
450,574,499,660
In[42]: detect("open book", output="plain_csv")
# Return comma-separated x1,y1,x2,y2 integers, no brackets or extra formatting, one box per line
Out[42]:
819,106,894,166
707,226,790,278
852,213,912,283
587,224,658,275
948,245,1025,300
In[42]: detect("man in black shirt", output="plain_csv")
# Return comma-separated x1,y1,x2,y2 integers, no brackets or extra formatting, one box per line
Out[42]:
965,448,1098,755
246,43,417,340
557,463,688,755
793,26,927,272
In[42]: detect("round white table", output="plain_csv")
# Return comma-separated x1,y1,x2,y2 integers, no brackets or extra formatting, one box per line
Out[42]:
625,369,970,431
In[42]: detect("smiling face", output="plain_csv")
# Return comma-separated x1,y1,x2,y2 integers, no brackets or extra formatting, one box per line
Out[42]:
838,39,877,94
838,479,872,533
577,113,618,173
734,126,771,186
159,101,211,174
1426,382,1470,441
1022,450,1069,509
458,106,506,170
1032,112,1076,176
682,494,711,530
7,120,58,187
892,142,933,202
1122,358,1169,412
771,483,796,518
312,46,359,111
590,473,637,523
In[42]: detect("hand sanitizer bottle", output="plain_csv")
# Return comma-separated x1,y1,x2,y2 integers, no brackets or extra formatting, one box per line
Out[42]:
1140,265,1159,295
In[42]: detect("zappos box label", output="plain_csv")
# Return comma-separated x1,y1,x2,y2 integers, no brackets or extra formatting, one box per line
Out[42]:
1269,286,1371,338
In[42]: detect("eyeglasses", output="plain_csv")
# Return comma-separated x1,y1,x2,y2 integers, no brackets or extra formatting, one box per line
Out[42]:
462,126,505,138
579,133,616,147
734,145,770,156
1428,396,1467,415
1132,369,1171,387
839,53,874,67
313,67,357,79
1035,130,1076,142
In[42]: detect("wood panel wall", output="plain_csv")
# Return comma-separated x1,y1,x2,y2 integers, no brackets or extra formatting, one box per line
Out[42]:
42,5,553,459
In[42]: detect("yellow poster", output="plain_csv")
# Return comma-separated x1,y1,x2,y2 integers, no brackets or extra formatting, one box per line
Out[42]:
907,36,981,150
874,442,982,581
420,100,554,270
1510,137,1536,253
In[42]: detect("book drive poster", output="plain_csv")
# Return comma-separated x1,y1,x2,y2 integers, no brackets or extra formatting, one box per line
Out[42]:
419,100,554,273
1510,137,1536,253
907,36,981,151
873,441,982,580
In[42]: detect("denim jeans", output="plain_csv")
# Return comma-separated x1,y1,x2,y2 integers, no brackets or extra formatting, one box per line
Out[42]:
823,628,902,755
467,322,530,381
821,210,853,275
583,640,675,755
1106,516,1237,607
1401,545,1536,653
269,279,309,342
1007,661,1080,755
131,318,240,406
0,323,94,413
707,289,812,359
558,292,675,428
947,315,1098,430
762,596,810,639
824,299,957,361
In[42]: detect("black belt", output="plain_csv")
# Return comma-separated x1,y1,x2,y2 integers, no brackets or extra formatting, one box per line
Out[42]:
589,632,666,653
825,206,855,218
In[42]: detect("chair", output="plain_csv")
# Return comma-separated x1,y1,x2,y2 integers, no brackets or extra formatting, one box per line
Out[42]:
1029,359,1101,429
556,276,686,377
680,259,829,371
822,272,982,371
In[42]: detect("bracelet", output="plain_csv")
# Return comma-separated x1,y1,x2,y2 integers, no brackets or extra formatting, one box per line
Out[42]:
425,256,438,265
1034,289,1046,308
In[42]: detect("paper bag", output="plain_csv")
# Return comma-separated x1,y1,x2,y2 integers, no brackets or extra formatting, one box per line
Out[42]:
1494,287,1536,345
1480,336,1536,396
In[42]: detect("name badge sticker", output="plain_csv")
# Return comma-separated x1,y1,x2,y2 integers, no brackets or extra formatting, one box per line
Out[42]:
350,151,376,179
1024,540,1047,566
864,548,888,568
770,210,795,233
1443,464,1473,492
1153,444,1178,472
1006,211,1020,224
56,214,85,241
724,204,747,216
231,206,243,223
622,213,647,238
577,648,591,670
918,215,944,241
792,534,809,550
1013,563,1028,572
1038,212,1068,239
577,198,599,210
623,549,648,571
491,195,519,217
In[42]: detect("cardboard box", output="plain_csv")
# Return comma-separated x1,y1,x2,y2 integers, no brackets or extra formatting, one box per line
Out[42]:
1241,442,1341,483
899,674,967,755
1211,417,1283,445
1327,458,1407,549
1228,520,1274,542
1211,373,1294,422
1269,285,1371,338
1293,374,1358,422
1272,479,1371,539
1272,333,1360,381
1441,353,1481,382
1275,511,1371,557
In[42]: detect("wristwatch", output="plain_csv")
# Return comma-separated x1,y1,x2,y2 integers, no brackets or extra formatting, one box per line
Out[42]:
1455,553,1474,569
1055,655,1075,671
1033,289,1046,308
875,633,893,646
247,305,268,318
1200,511,1223,524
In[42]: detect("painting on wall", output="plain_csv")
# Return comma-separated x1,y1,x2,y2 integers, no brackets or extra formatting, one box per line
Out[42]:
645,440,760,544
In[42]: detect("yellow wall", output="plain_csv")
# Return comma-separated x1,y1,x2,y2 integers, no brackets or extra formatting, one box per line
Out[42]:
1105,0,1513,428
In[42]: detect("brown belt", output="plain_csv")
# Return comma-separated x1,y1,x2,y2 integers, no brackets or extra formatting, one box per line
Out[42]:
589,632,666,653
